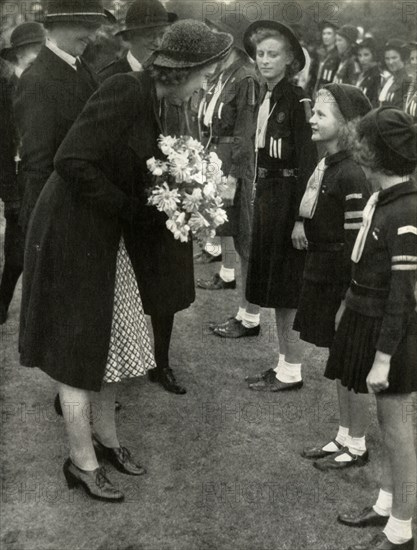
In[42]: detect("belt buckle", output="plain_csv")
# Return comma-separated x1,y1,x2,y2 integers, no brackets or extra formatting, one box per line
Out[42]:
257,167,268,179
283,169,293,177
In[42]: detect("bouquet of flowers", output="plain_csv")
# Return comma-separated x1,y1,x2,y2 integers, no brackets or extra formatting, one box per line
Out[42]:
147,135,228,243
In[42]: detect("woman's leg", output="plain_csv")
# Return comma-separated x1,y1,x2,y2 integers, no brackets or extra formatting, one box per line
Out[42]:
90,383,119,448
151,313,174,370
376,393,416,520
275,307,303,364
58,382,98,471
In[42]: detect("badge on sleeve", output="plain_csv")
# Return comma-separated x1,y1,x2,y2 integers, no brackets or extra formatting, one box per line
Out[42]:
276,112,286,123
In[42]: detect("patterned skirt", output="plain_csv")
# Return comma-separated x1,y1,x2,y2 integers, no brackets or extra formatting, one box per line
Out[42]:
103,238,156,383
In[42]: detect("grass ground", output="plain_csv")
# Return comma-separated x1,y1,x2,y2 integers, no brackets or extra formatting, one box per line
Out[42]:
1,231,416,550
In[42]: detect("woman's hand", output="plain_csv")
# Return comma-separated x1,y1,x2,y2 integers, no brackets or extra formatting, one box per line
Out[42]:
292,221,307,250
366,351,391,393
221,175,238,207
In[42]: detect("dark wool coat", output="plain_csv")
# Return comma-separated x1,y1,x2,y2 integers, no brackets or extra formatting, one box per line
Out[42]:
14,45,98,232
379,68,413,110
356,65,382,108
19,71,195,391
98,54,131,81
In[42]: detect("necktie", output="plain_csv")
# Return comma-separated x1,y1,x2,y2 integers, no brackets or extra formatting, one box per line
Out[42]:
299,157,327,219
255,90,272,151
351,191,380,263
203,74,224,127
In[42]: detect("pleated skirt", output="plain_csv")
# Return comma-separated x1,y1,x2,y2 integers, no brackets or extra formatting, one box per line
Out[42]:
325,308,417,394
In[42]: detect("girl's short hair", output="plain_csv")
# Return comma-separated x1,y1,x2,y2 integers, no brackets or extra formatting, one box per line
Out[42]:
249,27,301,79
316,89,361,151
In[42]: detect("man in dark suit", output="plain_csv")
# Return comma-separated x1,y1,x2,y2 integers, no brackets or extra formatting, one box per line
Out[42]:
14,0,113,233
99,0,177,80
0,23,45,324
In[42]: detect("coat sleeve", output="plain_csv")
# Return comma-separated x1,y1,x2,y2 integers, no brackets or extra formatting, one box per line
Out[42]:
0,76,18,203
229,76,259,179
340,165,370,290
54,74,141,222
292,94,318,216
376,213,417,355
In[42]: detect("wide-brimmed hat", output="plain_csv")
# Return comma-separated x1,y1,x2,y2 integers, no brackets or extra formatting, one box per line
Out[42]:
323,83,372,120
152,19,233,69
116,0,177,37
384,38,410,61
243,20,306,70
205,14,251,52
359,106,417,175
336,24,359,44
0,22,45,60
43,0,115,25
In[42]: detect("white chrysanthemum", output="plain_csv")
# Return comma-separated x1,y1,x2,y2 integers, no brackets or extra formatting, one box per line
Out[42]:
146,157,168,176
148,183,180,214
186,137,204,153
189,212,210,231
208,207,228,227
159,135,177,156
183,188,203,213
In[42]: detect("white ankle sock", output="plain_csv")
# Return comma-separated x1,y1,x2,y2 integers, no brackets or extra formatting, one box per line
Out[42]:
276,360,302,383
235,307,246,322
322,426,349,452
219,266,235,282
373,489,392,517
348,436,367,456
242,311,260,329
274,354,285,373
383,515,413,545
334,435,366,462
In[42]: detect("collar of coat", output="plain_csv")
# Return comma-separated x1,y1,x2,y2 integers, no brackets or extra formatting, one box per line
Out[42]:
378,179,417,206
324,149,352,166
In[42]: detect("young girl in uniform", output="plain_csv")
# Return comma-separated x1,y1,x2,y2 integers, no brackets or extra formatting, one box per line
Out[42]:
329,107,417,550
242,20,318,392
296,84,373,471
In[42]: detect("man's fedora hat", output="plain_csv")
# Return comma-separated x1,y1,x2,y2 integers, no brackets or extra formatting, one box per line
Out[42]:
116,0,177,37
0,22,45,60
43,0,115,25
243,20,306,71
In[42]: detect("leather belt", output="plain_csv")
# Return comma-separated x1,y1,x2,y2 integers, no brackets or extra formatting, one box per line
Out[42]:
257,167,298,179
307,242,344,252
210,136,235,145
350,279,389,297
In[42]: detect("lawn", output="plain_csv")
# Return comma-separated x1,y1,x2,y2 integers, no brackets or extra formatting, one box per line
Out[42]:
1,244,416,550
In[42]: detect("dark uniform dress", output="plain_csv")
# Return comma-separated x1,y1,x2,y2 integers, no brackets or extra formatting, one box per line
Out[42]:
19,71,194,391
246,79,317,308
333,51,361,85
326,181,417,394
199,55,259,259
294,151,370,347
378,68,413,109
312,46,340,97
356,65,382,108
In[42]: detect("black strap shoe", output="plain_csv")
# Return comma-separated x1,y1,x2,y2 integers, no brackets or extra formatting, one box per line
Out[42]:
210,318,260,338
245,368,277,384
63,458,124,502
347,533,414,549
93,437,146,476
158,367,186,394
301,438,344,459
313,448,369,471
338,506,389,528
197,273,236,290
249,378,303,392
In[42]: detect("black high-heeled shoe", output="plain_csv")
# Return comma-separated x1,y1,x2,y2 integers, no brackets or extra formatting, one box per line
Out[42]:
93,437,146,476
63,458,124,502
54,394,121,417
